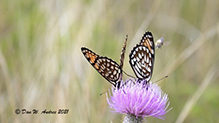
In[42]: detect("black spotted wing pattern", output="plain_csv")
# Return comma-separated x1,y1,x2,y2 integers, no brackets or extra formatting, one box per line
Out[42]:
81,35,129,86
129,31,155,82
81,47,122,86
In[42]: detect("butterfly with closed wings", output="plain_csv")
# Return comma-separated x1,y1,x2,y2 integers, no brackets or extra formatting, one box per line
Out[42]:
129,31,155,83
81,35,128,87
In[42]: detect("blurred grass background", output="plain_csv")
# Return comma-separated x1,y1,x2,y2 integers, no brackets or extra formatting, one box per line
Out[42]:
0,0,219,122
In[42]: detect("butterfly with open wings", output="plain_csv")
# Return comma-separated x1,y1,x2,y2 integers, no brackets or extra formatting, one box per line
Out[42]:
81,31,155,86
81,35,128,87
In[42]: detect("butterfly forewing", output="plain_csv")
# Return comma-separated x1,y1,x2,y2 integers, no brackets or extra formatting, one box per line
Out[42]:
118,35,128,81
81,47,121,86
119,35,128,69
140,31,155,55
81,47,99,64
129,31,155,82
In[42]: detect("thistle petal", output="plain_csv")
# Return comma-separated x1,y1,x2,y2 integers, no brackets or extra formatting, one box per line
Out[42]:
107,79,171,120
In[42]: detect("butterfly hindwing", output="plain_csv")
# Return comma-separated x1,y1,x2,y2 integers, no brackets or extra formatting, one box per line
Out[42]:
129,31,155,82
81,47,121,86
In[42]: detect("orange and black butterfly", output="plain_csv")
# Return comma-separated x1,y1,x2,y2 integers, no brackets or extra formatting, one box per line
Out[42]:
129,31,155,83
81,35,128,87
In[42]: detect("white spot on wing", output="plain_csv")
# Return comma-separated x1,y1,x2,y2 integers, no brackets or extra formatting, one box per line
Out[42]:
142,68,146,73
136,57,140,62
147,67,151,72
149,53,151,58
110,75,113,78
146,56,149,63
149,60,152,66
136,62,141,70
143,46,146,51
151,49,154,54
131,60,134,65
105,73,109,77
146,76,150,81
139,46,142,50
138,53,142,59
116,73,119,78
113,70,117,75
134,66,143,79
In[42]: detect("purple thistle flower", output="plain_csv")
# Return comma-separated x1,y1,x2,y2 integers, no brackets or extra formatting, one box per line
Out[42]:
107,79,171,121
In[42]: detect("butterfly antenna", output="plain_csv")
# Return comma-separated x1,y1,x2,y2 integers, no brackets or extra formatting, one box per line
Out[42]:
122,70,135,79
154,75,168,83
100,90,108,96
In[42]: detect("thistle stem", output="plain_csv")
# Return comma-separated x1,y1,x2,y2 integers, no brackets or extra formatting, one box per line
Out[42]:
123,114,143,123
